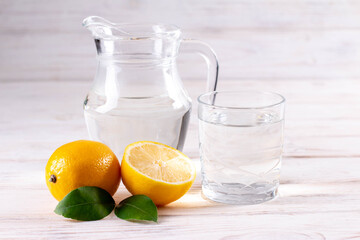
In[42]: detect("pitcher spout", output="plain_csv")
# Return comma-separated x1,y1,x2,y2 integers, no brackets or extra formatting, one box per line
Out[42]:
83,16,133,40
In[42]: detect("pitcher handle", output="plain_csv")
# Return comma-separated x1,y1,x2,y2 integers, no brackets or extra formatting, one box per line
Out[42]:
180,39,219,92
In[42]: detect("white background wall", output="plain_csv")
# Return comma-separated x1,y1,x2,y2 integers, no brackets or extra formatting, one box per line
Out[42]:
1,0,360,83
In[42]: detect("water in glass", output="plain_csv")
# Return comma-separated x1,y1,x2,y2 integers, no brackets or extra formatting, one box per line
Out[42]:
198,91,285,205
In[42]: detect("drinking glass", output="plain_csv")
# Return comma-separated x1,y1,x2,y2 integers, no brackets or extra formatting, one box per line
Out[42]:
198,91,285,204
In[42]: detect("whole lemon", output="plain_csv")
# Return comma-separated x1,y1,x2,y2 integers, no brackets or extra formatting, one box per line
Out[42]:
45,140,121,201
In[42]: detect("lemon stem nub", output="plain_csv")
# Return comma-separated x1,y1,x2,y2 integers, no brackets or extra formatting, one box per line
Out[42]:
49,174,57,183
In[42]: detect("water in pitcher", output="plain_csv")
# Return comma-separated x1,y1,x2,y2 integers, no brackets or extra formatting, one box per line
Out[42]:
84,92,191,158
199,110,284,204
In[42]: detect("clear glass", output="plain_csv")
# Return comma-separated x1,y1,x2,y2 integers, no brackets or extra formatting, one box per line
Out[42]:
82,16,218,158
198,91,285,205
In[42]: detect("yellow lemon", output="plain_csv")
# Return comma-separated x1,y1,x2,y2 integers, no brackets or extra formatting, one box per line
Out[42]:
121,141,196,206
45,140,121,201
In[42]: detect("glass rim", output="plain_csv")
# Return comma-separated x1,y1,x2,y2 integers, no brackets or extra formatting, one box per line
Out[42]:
197,90,286,110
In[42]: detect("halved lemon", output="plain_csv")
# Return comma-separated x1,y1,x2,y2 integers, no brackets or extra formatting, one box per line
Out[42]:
121,141,196,206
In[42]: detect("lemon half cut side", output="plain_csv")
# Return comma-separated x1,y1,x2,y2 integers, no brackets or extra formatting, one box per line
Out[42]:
121,141,196,206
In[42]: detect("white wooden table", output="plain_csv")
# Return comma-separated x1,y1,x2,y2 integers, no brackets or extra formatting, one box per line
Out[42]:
1,79,360,239
2,0,360,239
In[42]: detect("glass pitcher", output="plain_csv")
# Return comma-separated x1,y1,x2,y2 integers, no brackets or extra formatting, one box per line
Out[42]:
82,16,218,157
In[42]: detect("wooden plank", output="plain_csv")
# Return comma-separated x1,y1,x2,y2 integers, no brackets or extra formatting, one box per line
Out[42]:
3,29,360,81
2,0,360,30
1,79,360,238
1,1,360,238
2,79,360,159
2,0,360,81
0,157,359,239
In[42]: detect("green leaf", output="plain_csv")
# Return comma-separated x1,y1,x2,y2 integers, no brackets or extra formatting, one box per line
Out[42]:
115,195,158,222
54,186,115,221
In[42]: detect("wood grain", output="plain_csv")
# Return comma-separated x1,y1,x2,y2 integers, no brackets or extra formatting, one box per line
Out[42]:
2,0,360,82
1,79,360,239
1,0,360,239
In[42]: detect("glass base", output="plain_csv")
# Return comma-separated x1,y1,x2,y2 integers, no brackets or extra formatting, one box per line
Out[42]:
202,182,278,205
